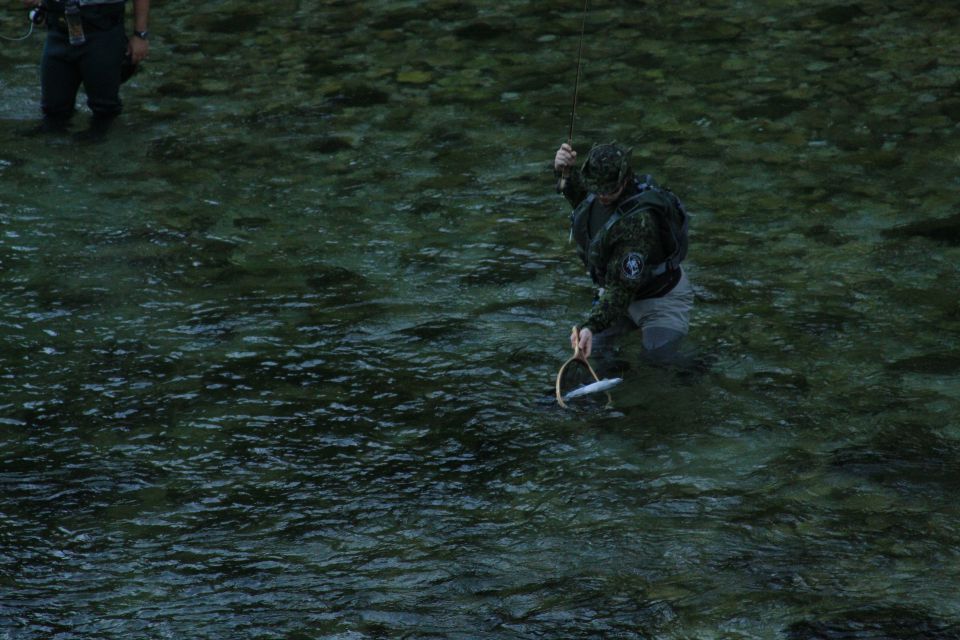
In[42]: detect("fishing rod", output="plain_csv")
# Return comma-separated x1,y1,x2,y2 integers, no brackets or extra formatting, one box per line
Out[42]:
557,0,590,193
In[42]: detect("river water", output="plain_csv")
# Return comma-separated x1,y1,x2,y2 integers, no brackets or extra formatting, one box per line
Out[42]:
2,1,960,638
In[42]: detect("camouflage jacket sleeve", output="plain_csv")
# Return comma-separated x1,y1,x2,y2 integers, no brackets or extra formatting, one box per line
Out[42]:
557,167,589,209
582,209,660,334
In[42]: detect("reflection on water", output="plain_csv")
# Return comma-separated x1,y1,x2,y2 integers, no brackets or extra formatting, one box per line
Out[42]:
2,1,960,637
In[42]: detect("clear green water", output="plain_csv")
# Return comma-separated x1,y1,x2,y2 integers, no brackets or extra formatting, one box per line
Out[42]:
2,1,960,638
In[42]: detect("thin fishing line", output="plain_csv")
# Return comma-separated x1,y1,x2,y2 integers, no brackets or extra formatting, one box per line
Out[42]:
0,22,34,41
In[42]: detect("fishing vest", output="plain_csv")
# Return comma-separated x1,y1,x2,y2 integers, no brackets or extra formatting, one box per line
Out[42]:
570,175,689,298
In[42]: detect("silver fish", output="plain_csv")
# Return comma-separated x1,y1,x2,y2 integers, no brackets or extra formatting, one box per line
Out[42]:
562,377,623,401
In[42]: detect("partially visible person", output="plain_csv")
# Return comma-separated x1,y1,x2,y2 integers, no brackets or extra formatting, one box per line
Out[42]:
22,0,150,127
553,142,694,361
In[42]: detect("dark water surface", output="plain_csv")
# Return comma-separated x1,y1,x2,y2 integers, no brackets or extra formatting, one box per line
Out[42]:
2,1,960,638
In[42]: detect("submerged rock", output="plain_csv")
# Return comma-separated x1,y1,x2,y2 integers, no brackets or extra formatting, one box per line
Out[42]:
368,7,430,30
154,81,203,98
734,96,811,121
886,352,960,375
673,19,743,43
458,253,545,287
368,3,476,30
938,97,960,121
232,217,272,230
305,265,369,290
308,136,354,154
303,265,371,307
0,155,26,172
814,4,867,25
453,21,512,40
882,212,960,246
198,12,263,34
803,224,852,246
743,369,810,395
829,422,960,491
302,56,358,79
787,606,960,639
396,70,433,85
395,317,471,341
327,83,391,107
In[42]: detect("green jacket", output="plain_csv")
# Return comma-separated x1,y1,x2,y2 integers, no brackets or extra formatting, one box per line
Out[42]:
562,171,687,334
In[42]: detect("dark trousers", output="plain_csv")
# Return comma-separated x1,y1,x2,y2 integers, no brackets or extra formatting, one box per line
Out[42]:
41,22,126,119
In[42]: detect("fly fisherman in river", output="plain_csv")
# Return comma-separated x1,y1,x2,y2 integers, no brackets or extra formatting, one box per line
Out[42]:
554,142,694,361
21,0,150,129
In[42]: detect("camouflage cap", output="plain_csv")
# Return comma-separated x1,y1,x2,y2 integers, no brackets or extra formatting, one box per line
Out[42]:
581,143,633,194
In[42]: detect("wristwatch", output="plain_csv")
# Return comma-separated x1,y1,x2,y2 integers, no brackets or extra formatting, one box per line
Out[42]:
133,30,149,40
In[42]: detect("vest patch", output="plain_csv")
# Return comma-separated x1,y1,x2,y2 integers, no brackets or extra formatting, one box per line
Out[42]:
621,252,645,281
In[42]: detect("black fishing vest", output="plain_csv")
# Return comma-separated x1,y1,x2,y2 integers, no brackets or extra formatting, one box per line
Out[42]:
570,175,689,298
